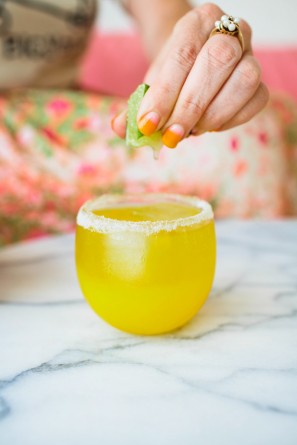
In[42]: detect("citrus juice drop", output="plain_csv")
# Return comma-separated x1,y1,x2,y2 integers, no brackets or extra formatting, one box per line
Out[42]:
75,194,216,335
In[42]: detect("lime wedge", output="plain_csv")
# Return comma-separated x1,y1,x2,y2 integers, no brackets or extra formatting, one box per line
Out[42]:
126,83,163,156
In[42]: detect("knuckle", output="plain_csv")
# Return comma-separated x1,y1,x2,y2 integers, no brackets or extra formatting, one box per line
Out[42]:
173,14,204,48
181,95,204,117
147,84,172,114
173,15,187,34
173,44,198,70
207,38,240,68
239,59,262,89
173,9,195,34
199,3,222,19
157,83,172,99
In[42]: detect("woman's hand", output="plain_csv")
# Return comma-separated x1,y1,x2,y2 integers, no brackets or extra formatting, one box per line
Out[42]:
112,2,269,148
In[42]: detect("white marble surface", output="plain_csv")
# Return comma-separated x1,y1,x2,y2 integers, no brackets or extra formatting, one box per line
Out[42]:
0,221,297,445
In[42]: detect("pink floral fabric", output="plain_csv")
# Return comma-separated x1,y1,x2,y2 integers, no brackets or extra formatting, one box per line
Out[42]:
0,88,297,245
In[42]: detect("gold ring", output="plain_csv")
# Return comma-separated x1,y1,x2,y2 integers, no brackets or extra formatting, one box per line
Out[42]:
209,15,244,52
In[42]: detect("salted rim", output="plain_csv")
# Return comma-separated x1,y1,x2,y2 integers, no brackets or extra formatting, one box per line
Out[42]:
76,193,214,234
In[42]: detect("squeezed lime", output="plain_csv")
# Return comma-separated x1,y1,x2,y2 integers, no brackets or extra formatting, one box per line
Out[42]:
126,83,163,157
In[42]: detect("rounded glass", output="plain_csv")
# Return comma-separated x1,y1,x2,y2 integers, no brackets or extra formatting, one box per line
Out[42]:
75,193,216,335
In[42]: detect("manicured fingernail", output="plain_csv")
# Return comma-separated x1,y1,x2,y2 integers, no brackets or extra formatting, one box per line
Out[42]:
162,124,185,148
138,111,160,136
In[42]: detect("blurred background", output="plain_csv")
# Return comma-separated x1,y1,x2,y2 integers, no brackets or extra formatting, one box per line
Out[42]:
99,0,297,46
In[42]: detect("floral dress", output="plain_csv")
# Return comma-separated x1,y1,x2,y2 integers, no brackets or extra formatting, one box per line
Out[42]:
0,88,297,245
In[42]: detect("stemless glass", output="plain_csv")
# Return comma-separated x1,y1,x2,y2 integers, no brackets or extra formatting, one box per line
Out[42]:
75,193,216,335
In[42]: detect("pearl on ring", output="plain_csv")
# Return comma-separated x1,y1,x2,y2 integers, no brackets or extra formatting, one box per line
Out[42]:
210,14,244,51
213,14,241,34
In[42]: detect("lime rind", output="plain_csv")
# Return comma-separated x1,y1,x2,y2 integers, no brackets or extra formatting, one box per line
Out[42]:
126,83,149,143
77,193,214,234
126,83,163,154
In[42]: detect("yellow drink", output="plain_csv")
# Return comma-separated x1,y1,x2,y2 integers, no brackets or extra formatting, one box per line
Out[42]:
76,194,216,335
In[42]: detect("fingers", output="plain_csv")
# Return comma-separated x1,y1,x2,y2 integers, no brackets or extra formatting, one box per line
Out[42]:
218,82,270,131
192,53,262,134
111,82,269,139
161,33,243,146
111,3,258,147
136,4,225,135
111,109,127,139
139,6,253,148
161,17,253,146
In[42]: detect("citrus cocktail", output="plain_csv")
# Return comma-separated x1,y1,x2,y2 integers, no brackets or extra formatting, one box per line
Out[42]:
76,193,216,335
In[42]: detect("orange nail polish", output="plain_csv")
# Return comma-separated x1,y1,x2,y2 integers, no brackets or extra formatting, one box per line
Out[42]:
162,124,184,149
138,112,160,136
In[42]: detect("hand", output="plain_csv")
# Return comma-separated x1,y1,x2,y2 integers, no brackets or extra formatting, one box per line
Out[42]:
112,3,269,148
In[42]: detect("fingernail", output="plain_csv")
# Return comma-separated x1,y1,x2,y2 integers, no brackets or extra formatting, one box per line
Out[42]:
162,124,185,148
138,111,160,136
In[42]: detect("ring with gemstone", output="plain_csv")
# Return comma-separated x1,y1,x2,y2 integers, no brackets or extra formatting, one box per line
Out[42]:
209,15,244,52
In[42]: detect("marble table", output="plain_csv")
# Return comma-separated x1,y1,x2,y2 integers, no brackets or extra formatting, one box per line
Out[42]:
0,221,297,445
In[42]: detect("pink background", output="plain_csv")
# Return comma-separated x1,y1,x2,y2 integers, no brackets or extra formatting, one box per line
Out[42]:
79,33,297,100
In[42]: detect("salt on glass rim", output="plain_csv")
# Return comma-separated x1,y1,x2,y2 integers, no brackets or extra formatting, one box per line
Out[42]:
76,193,214,235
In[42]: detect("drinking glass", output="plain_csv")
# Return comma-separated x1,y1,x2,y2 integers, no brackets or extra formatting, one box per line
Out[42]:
76,193,216,335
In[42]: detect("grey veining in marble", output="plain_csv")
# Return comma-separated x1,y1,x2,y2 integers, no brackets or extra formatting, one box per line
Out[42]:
0,221,297,445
